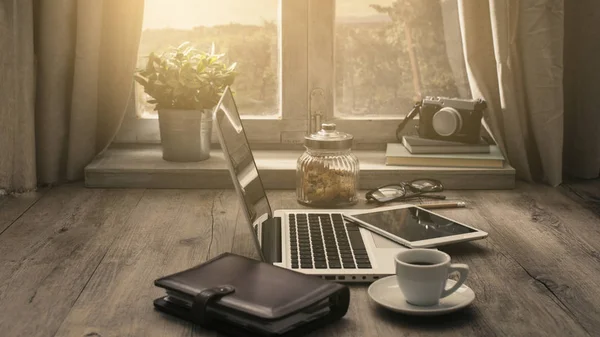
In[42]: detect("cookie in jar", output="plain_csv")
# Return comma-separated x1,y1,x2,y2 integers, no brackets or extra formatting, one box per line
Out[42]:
297,123,359,207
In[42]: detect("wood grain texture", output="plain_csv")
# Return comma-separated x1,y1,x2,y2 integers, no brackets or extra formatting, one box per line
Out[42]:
460,186,600,334
0,184,143,337
434,203,589,337
52,189,239,337
1,183,599,336
0,190,45,233
524,182,600,252
279,190,589,337
561,178,600,216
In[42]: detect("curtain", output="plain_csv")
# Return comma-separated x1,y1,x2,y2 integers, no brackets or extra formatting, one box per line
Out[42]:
458,0,564,186
0,0,144,192
563,0,600,179
0,0,36,192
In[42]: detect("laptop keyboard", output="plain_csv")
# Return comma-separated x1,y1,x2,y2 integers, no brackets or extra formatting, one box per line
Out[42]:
288,213,372,269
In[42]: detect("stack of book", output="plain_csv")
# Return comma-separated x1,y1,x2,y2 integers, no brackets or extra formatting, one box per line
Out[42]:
385,136,505,168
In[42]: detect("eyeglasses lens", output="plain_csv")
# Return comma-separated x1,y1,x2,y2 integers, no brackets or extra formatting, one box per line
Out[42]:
371,185,406,201
410,179,439,192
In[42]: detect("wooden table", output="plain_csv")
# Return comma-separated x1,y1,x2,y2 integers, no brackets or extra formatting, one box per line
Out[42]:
0,182,599,336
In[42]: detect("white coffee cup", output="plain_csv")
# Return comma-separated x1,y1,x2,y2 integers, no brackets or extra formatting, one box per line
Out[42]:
395,249,469,306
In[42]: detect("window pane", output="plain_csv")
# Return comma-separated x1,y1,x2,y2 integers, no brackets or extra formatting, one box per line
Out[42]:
335,0,470,118
137,0,279,117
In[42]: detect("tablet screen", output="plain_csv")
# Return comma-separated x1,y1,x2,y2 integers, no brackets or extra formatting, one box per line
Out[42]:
349,207,477,242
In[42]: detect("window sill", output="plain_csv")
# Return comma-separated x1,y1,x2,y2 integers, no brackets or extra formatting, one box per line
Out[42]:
85,145,515,190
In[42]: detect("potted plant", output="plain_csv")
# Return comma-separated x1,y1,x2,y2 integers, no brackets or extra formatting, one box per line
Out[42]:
134,42,237,162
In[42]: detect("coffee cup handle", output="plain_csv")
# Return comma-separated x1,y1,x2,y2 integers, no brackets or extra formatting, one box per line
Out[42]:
441,264,469,298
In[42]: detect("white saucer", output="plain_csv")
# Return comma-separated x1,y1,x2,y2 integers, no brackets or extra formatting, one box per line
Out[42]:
368,276,475,316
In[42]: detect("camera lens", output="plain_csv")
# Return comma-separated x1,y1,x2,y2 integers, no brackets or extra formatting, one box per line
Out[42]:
432,107,463,136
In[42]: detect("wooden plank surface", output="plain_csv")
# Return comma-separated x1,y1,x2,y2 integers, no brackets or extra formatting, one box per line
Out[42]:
561,178,600,216
0,184,144,337
0,190,45,234
275,189,590,337
462,186,600,334
523,183,600,252
52,189,239,337
431,201,590,337
0,182,599,336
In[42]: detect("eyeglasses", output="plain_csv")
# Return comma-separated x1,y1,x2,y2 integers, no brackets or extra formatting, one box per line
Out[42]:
365,179,445,204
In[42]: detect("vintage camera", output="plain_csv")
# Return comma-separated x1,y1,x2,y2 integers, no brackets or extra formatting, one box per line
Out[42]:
397,97,487,144
418,97,487,143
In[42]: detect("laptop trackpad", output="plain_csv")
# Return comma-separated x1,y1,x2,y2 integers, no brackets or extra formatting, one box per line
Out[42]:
366,229,404,248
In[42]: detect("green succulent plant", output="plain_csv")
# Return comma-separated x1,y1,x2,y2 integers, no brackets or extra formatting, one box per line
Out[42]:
134,42,237,111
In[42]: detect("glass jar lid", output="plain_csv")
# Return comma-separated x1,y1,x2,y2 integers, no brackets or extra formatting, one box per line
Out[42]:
304,123,354,150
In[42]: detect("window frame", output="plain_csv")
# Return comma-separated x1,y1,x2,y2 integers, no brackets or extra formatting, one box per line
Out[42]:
306,0,407,144
114,0,412,148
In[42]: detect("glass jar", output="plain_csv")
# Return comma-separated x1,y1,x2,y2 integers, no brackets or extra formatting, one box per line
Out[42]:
297,123,359,207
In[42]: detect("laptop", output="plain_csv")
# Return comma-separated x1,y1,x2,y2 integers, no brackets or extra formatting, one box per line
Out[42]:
213,87,408,283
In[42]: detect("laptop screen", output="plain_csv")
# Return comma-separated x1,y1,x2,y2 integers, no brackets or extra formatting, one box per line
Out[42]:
213,87,273,238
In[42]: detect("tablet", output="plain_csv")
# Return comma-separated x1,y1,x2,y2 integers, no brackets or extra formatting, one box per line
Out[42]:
345,205,488,248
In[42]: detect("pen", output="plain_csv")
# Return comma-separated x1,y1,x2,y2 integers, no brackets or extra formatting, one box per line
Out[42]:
417,201,467,209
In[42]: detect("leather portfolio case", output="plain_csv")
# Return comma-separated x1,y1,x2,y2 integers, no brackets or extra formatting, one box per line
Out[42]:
153,252,350,337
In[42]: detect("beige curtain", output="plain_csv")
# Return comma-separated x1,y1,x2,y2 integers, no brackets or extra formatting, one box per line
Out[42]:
0,0,144,192
458,0,564,186
0,0,36,192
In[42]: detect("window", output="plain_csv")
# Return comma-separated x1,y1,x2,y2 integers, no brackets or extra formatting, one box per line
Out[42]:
136,0,279,118
337,0,462,118
117,0,470,147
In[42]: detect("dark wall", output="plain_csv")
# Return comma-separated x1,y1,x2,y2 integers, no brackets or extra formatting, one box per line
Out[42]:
563,0,600,178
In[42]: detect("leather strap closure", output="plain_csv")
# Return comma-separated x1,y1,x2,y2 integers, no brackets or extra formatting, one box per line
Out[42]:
191,285,235,326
